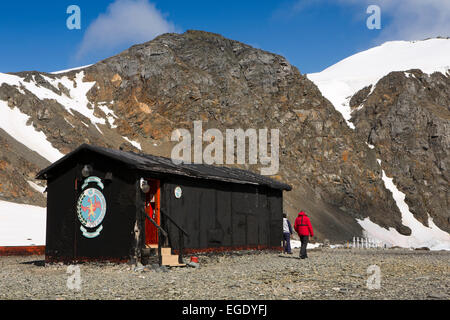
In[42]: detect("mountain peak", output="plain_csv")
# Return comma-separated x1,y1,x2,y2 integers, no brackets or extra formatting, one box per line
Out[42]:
308,37,450,127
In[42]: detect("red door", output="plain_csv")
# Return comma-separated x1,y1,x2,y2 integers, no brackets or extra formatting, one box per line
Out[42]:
145,180,161,247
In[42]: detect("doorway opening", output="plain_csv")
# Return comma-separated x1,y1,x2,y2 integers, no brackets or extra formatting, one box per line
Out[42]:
144,179,161,247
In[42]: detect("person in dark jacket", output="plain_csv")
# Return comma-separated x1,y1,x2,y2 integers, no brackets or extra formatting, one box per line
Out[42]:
294,211,314,259
282,213,293,254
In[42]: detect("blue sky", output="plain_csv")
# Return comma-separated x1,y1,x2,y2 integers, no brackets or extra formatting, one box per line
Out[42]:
0,0,448,74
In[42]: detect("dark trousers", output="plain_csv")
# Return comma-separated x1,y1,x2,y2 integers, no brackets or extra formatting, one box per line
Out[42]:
283,232,292,253
300,235,309,258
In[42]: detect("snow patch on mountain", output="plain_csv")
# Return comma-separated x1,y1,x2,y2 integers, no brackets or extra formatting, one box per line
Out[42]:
1,71,103,128
308,39,450,128
0,70,113,161
357,168,450,251
27,181,46,194
123,136,142,150
97,101,119,129
0,101,64,162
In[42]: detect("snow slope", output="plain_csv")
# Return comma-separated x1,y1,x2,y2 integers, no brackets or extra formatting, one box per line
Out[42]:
0,100,64,162
0,201,46,246
0,70,112,162
308,38,450,128
357,169,450,251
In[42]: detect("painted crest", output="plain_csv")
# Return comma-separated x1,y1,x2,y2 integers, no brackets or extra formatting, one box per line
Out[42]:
77,177,107,238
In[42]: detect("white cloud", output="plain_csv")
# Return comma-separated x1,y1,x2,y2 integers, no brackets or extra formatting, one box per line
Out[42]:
76,0,178,60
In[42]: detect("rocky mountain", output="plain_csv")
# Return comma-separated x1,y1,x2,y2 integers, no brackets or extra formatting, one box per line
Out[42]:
351,69,450,233
308,38,450,128
309,38,450,247
0,31,448,245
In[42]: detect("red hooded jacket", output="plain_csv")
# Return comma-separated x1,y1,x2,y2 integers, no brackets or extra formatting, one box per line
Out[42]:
294,211,314,237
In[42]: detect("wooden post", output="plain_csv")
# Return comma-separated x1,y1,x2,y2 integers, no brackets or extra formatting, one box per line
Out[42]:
158,229,162,266
178,229,184,264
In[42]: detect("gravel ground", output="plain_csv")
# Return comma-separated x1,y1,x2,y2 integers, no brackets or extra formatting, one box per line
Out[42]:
0,248,448,300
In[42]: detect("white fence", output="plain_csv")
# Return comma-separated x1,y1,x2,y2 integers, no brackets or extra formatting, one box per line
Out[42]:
350,237,389,249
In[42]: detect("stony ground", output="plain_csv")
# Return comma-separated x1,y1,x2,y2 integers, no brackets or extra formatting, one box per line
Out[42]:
0,248,448,300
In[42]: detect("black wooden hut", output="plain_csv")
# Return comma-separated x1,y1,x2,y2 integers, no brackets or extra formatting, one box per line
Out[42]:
36,144,291,265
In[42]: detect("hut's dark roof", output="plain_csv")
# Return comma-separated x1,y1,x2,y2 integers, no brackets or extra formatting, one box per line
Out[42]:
36,144,291,191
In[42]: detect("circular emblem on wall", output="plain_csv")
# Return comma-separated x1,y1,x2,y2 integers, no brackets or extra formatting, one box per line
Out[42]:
77,176,106,238
77,188,107,228
174,186,182,199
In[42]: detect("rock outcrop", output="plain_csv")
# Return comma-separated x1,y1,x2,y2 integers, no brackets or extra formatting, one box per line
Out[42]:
351,69,450,232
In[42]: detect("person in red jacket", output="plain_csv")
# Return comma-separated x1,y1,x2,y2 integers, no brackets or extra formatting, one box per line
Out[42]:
294,211,314,259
